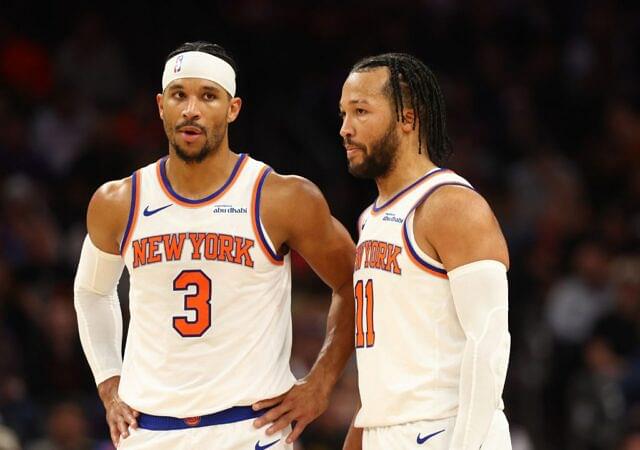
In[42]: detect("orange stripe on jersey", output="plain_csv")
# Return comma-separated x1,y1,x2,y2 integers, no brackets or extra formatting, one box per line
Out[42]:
400,225,448,279
251,166,284,266
121,169,142,257
155,154,249,208
370,168,452,216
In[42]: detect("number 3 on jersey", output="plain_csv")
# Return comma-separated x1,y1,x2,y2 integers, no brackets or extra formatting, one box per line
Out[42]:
355,279,375,348
173,270,212,337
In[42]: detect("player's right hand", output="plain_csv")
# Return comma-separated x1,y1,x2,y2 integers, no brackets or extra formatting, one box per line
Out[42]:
98,376,139,447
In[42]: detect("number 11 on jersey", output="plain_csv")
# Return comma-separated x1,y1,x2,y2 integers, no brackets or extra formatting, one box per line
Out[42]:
355,279,375,348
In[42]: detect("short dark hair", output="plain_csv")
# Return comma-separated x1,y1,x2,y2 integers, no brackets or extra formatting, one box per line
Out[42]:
351,53,452,165
166,41,237,74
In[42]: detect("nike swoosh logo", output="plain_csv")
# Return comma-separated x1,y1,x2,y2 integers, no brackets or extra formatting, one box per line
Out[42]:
417,429,445,444
255,439,280,450
143,204,172,216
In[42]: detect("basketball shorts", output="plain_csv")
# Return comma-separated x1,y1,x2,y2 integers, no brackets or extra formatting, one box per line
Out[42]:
362,410,511,450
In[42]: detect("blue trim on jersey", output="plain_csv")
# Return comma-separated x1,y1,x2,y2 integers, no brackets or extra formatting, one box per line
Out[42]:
119,171,138,254
402,181,476,275
159,153,247,204
255,167,284,262
402,222,447,275
138,406,265,431
372,168,446,212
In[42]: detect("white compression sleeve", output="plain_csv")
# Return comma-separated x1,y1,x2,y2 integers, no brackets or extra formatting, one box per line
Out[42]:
448,260,511,450
73,235,125,385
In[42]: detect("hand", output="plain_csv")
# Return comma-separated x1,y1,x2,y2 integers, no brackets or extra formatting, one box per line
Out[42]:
98,376,139,447
252,376,331,444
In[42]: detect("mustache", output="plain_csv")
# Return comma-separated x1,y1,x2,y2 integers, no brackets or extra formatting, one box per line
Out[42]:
175,120,206,134
343,138,366,150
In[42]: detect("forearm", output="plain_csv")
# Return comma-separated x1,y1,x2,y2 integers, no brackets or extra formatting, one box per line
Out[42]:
448,260,510,449
450,336,507,448
75,289,123,383
74,235,125,385
307,280,355,391
343,397,363,450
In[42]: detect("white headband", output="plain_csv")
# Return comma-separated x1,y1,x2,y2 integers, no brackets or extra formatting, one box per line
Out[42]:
162,51,236,96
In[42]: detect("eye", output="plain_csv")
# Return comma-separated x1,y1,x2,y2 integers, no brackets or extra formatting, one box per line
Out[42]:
356,108,367,115
172,91,185,99
203,92,217,101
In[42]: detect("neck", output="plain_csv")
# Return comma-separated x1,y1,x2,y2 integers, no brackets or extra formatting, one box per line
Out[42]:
165,137,238,199
374,144,437,202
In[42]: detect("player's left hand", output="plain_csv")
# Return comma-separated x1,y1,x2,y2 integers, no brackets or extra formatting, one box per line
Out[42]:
252,375,331,443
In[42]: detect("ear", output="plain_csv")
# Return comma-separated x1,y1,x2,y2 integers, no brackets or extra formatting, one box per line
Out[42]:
156,93,164,120
227,97,242,123
400,109,415,132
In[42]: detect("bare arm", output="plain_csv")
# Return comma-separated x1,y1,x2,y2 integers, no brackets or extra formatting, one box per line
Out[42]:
78,178,140,445
416,186,510,449
415,185,509,271
87,179,131,254
253,173,356,443
342,396,363,450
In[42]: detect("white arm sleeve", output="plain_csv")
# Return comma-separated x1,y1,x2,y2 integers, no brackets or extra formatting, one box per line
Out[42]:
73,235,125,385
448,260,511,450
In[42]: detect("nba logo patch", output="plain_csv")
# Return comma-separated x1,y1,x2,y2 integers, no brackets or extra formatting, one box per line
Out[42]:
174,55,184,73
183,416,201,427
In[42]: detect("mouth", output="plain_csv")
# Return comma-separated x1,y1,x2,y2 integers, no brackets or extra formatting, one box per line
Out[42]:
178,126,204,143
345,145,364,158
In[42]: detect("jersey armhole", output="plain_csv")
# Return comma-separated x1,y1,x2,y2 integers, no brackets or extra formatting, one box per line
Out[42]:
401,181,475,279
356,204,373,239
119,170,142,256
251,167,285,266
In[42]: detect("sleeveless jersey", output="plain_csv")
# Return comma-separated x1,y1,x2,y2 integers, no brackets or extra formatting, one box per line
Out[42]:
353,168,474,428
118,153,295,417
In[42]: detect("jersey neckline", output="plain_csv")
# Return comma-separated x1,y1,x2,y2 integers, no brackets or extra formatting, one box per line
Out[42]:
156,153,248,207
371,167,448,214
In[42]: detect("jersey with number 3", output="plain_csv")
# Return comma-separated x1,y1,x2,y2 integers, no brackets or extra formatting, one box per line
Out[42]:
119,154,295,417
353,168,473,428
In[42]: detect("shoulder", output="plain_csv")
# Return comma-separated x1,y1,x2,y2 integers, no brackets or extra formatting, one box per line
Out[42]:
261,170,329,213
258,169,334,249
417,184,495,230
416,184,509,269
262,170,325,202
87,177,133,253
89,177,132,214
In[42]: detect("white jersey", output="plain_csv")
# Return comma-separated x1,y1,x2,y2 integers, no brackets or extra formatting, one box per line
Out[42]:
118,153,295,417
353,168,474,428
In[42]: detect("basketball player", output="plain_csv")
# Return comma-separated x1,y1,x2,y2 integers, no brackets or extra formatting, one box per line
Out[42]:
73,41,355,449
339,53,512,449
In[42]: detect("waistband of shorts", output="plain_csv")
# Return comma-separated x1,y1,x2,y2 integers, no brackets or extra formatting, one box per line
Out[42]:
138,406,265,431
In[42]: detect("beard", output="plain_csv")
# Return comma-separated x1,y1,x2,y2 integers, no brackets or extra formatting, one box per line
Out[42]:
347,120,399,179
166,120,226,164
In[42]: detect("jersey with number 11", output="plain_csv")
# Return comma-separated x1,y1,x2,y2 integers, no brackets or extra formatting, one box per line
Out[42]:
119,153,295,417
353,168,473,428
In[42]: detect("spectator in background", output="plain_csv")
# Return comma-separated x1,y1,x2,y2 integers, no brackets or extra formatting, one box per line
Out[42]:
54,13,130,110
546,240,614,347
0,425,20,450
30,84,96,178
26,402,100,450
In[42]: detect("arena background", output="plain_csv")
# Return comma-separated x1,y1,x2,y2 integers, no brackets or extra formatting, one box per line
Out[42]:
0,1,639,449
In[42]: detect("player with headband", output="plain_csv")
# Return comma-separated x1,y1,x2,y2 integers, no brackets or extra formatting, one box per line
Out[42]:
74,41,356,449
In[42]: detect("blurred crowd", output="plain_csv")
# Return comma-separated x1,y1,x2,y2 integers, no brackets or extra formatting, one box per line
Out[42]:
0,1,639,449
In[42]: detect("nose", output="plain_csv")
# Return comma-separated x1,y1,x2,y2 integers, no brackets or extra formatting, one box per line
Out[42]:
340,115,353,140
182,96,201,121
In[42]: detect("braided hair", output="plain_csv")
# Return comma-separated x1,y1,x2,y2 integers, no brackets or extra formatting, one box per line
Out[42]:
351,53,452,165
